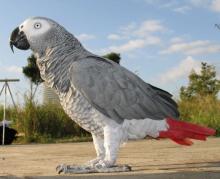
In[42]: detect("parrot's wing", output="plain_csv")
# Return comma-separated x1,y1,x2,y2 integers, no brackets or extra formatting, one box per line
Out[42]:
69,56,179,124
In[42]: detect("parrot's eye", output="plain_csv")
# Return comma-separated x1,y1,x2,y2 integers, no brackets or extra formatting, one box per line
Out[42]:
34,22,41,29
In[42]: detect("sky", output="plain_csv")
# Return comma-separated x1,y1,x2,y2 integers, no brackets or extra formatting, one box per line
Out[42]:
0,0,220,104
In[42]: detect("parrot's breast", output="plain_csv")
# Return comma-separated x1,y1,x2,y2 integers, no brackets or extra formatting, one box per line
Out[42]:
59,86,104,136
37,54,105,136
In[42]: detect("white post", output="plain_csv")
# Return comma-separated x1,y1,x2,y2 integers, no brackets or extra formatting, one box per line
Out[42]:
2,83,7,145
0,79,19,145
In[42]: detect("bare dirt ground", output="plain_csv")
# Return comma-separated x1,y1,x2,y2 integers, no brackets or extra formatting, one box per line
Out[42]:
0,138,220,178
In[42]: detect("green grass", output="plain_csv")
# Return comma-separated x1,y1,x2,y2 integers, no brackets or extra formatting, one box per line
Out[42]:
0,100,91,144
178,96,220,136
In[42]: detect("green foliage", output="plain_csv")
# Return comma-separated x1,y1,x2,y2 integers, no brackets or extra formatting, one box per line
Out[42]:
180,62,220,100
179,62,220,136
103,52,121,64
0,105,18,126
22,54,43,85
178,96,220,136
0,100,90,143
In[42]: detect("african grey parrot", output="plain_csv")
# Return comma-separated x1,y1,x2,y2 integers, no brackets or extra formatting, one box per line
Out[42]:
10,17,215,172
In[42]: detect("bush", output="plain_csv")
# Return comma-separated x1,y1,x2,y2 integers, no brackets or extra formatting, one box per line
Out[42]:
178,96,220,136
34,103,90,138
0,100,90,143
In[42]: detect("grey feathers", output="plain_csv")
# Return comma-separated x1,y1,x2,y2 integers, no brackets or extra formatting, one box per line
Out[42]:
69,56,179,124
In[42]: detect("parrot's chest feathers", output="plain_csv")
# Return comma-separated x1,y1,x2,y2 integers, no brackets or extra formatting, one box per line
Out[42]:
37,56,104,136
59,87,104,136
37,55,70,93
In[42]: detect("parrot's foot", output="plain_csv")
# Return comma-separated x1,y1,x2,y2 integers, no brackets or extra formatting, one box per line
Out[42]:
56,164,131,174
94,159,115,168
56,164,94,174
86,157,103,167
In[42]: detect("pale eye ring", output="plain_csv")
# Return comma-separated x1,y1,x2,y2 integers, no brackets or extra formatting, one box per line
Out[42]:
34,22,41,29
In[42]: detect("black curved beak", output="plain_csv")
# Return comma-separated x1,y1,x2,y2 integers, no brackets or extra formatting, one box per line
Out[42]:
9,27,30,53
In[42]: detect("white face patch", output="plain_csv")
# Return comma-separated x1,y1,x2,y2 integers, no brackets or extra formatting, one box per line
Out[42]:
19,18,51,40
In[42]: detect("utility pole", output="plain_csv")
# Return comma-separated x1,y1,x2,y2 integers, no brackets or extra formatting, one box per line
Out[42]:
0,79,19,145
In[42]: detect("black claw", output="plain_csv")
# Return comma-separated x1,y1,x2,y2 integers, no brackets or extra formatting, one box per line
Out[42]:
58,169,63,174
56,164,64,174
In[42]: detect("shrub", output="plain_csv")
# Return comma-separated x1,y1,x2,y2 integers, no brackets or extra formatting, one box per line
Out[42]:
178,96,220,136
0,100,90,143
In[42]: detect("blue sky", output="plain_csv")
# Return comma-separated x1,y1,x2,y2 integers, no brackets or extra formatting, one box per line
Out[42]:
0,0,220,104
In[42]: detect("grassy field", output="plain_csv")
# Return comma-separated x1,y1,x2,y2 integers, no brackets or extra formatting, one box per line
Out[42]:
0,96,219,144
0,102,91,143
178,96,220,136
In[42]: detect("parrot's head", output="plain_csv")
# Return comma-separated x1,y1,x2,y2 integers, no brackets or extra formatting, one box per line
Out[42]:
9,17,73,55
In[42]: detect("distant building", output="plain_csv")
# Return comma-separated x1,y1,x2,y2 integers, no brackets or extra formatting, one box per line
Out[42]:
43,83,60,104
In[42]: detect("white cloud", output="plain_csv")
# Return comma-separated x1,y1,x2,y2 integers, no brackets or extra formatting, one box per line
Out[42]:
190,0,210,7
3,65,22,74
190,0,220,13
144,0,177,8
119,22,136,36
144,0,192,14
107,34,122,40
170,37,185,43
106,39,146,53
102,36,161,53
157,56,200,84
103,19,164,53
106,20,165,41
76,33,96,41
145,35,162,45
144,0,219,13
173,6,191,13
144,0,210,8
160,40,220,55
210,0,220,12
134,20,165,37
144,0,158,4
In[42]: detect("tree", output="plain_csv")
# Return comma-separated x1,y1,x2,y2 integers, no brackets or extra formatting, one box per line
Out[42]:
180,62,220,100
22,54,43,100
23,54,43,85
103,52,121,64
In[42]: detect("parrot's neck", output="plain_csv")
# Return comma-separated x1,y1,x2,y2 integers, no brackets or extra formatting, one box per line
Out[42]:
35,42,91,93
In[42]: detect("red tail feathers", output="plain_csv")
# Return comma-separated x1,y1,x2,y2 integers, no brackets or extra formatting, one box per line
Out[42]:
159,118,216,146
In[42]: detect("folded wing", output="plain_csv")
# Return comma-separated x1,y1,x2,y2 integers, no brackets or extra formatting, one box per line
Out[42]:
69,56,179,124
